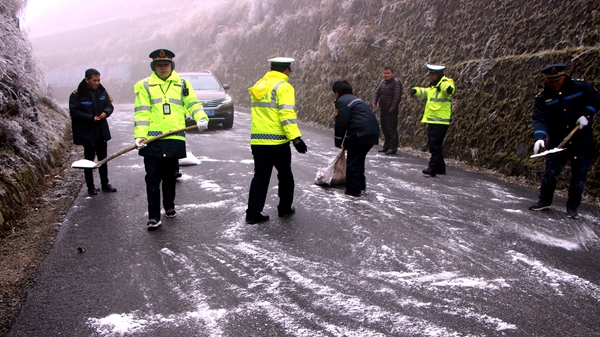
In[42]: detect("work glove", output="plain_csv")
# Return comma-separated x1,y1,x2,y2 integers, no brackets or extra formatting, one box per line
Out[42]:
576,116,589,129
410,88,417,96
197,119,209,132
292,137,307,153
533,139,545,154
135,138,147,149
447,86,454,95
196,119,208,131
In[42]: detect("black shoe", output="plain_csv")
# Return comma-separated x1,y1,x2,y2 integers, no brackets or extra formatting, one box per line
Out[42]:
422,168,436,177
345,190,361,197
101,184,117,192
165,209,177,218
147,218,162,230
378,148,389,153
385,150,397,155
278,207,296,218
175,172,182,179
436,170,446,175
566,208,579,219
529,200,551,211
87,187,98,195
246,213,269,224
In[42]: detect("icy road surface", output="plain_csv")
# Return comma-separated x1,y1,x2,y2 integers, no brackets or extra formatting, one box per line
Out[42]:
9,105,600,336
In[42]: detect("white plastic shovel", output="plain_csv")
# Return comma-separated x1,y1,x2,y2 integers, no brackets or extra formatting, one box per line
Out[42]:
530,127,578,159
71,125,198,169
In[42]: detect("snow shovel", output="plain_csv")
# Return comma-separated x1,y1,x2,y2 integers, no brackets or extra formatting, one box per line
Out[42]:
71,125,198,169
530,127,578,159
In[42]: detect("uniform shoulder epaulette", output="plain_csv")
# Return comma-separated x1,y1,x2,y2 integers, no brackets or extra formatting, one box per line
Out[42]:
535,91,542,98
72,90,78,95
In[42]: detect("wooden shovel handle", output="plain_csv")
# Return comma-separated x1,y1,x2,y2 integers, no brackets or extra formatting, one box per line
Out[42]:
94,125,198,168
556,127,578,149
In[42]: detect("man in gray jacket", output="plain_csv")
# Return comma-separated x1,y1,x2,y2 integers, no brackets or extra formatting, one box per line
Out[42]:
371,66,403,155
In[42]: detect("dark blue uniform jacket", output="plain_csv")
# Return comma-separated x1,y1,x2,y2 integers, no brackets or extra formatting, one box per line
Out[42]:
334,94,380,147
533,77,600,157
69,80,113,146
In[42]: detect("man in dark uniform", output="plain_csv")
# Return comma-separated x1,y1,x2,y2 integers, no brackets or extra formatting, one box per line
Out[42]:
69,68,117,195
371,66,402,155
333,80,380,196
530,63,600,218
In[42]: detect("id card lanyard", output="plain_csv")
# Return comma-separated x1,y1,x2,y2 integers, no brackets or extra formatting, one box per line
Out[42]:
160,81,172,114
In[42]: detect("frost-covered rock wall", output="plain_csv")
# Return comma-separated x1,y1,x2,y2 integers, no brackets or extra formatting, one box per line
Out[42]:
182,0,600,198
0,0,70,234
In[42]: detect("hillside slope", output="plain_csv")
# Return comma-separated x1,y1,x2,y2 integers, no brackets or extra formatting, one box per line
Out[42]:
0,0,73,234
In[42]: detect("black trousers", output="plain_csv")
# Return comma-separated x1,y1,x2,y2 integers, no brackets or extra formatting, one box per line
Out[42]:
346,143,373,194
246,143,294,217
144,156,178,220
83,141,108,189
427,123,449,173
380,113,398,151
539,153,591,210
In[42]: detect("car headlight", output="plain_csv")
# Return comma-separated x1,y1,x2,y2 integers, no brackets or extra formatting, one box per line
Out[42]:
222,95,232,104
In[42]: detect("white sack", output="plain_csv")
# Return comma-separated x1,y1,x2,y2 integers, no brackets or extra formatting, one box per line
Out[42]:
315,149,346,186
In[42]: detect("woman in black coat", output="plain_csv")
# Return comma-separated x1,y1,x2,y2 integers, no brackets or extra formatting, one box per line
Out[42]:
332,80,380,196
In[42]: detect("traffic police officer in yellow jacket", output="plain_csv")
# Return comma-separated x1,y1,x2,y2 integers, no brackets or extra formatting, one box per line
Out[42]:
411,64,455,177
133,49,209,230
246,57,307,224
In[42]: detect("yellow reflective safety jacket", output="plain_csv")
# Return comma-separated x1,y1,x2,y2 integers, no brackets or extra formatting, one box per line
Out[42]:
412,76,455,125
133,71,208,141
248,71,302,145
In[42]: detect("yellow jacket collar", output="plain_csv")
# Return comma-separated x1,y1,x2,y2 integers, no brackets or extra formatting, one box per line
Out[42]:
149,70,181,84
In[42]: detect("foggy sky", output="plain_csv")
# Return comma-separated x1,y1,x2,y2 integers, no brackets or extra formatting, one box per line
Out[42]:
22,0,205,38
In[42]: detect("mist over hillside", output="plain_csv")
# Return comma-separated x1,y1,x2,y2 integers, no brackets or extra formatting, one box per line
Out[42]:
26,0,600,198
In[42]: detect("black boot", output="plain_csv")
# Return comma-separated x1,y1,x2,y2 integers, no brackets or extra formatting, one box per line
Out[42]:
422,168,436,177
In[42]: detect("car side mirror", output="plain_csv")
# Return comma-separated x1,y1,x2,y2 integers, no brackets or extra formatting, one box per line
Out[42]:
223,84,230,90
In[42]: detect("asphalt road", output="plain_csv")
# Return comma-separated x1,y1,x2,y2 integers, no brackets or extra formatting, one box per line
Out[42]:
8,104,600,337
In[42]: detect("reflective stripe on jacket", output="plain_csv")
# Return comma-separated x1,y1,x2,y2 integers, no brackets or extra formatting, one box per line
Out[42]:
412,76,455,125
133,71,208,141
248,71,301,145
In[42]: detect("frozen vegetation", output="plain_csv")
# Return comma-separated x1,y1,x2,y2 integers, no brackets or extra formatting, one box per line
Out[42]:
0,0,69,234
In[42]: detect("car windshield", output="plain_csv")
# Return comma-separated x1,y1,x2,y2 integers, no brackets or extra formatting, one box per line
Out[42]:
182,75,221,90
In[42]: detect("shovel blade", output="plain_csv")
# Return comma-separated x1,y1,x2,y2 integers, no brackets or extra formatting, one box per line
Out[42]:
530,147,566,158
71,159,98,169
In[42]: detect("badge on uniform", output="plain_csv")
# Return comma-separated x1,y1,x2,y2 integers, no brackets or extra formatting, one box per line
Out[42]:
163,103,171,115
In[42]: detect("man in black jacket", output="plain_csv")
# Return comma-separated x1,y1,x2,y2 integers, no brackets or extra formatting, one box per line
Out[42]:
371,66,402,155
333,80,380,197
530,63,600,218
69,68,117,195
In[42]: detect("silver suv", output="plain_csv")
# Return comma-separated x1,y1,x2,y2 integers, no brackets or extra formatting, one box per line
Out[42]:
179,71,234,129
